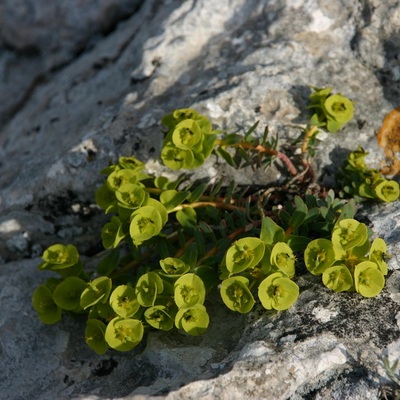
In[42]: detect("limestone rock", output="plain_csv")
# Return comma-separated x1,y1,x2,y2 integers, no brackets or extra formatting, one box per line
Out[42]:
1,0,400,399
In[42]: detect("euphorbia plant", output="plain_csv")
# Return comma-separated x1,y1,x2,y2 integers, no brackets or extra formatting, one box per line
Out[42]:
32,87,395,354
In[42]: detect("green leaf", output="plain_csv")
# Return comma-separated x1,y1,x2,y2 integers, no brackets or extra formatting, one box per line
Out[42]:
354,261,385,297
225,237,265,274
144,305,174,331
322,264,353,292
107,169,138,191
187,182,208,203
130,205,164,246
258,272,299,311
216,147,236,167
331,219,368,251
369,238,389,275
374,180,400,202
304,238,336,275
135,271,164,307
260,217,285,245
53,277,87,311
159,189,189,210
32,285,62,324
174,273,206,308
109,285,140,318
105,317,144,351
176,207,197,230
270,242,295,278
172,119,203,150
115,183,148,209
174,304,210,336
95,183,117,213
220,276,255,314
159,257,190,275
41,244,79,269
101,216,126,249
80,276,112,310
85,319,108,355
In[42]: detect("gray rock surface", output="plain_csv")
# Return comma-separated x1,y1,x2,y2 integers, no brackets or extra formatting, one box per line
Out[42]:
1,0,400,399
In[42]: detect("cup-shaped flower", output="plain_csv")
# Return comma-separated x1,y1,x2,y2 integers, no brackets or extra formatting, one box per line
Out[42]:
135,271,164,307
109,285,140,318
304,238,336,275
101,216,126,249
104,317,144,351
118,155,145,171
85,319,108,355
130,205,165,246
41,244,79,269
354,261,385,297
32,285,62,324
160,257,190,276
172,119,203,150
220,276,255,314
107,169,138,191
80,276,112,310
323,94,354,124
331,219,368,251
144,305,174,331
374,179,399,202
53,277,88,311
225,237,265,274
258,272,299,311
369,238,389,275
174,304,210,336
270,242,295,278
174,273,205,308
161,144,194,170
322,264,353,292
115,183,148,209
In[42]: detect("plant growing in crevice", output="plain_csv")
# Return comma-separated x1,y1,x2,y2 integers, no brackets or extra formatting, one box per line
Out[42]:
32,87,396,354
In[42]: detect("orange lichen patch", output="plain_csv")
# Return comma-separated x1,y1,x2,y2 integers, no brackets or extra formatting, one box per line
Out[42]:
377,107,400,175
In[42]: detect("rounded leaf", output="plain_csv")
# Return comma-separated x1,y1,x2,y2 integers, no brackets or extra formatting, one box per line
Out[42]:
144,305,174,331
322,264,353,292
105,317,144,351
369,238,389,275
53,277,87,311
220,276,255,314
323,94,354,124
331,219,368,251
130,206,163,245
85,319,108,355
174,273,205,308
172,119,203,150
101,216,126,249
161,144,194,170
115,183,147,209
42,244,79,269
32,285,62,324
107,169,138,191
304,238,336,275
225,237,265,274
80,276,112,310
270,242,295,278
135,271,164,307
160,257,190,275
258,273,299,311
374,179,399,202
174,304,210,336
354,261,385,297
109,285,140,318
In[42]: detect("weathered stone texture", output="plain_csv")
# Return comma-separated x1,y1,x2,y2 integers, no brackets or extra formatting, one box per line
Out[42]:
1,0,400,399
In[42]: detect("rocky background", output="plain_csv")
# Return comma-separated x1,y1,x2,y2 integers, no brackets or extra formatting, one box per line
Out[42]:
1,0,400,399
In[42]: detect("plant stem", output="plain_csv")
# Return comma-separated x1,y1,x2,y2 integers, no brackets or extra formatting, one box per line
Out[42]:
301,125,319,154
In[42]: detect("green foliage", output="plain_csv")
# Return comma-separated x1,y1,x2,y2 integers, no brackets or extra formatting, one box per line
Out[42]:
308,87,354,133
33,90,393,354
304,218,387,296
337,147,400,202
